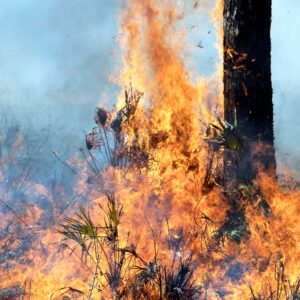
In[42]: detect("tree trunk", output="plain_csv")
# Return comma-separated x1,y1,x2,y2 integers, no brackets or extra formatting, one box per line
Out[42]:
223,0,276,183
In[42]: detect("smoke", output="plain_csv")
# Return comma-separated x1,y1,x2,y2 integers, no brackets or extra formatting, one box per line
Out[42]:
272,0,300,177
0,0,118,162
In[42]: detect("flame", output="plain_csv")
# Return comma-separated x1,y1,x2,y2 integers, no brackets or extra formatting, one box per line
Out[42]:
1,0,299,299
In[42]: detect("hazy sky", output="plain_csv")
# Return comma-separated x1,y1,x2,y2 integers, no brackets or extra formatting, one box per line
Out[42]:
0,0,299,176
272,0,300,175
0,0,118,144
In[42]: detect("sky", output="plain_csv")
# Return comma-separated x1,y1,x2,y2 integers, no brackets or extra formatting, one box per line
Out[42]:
0,0,299,177
272,0,300,175
0,0,118,148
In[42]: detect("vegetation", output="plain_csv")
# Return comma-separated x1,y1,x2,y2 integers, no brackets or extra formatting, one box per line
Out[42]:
59,195,201,299
55,92,300,299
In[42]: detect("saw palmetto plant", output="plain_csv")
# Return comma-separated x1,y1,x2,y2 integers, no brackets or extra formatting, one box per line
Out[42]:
59,195,132,299
164,258,201,300
206,110,245,152
58,197,203,299
83,87,143,170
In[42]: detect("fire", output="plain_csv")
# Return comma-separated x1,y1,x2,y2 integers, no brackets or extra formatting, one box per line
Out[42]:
1,0,299,299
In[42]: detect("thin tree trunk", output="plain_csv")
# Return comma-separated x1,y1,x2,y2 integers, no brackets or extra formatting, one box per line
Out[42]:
223,0,276,183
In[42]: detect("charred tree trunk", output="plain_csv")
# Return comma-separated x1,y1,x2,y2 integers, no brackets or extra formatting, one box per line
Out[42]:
224,0,276,183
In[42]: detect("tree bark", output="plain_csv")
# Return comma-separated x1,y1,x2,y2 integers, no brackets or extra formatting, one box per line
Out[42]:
223,0,276,183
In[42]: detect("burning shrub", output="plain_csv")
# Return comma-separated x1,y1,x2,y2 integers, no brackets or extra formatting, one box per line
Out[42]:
101,194,123,244
59,195,203,299
111,113,123,136
85,128,103,150
82,87,145,168
59,195,135,298
205,110,245,152
95,107,109,127
164,259,201,299
0,285,25,300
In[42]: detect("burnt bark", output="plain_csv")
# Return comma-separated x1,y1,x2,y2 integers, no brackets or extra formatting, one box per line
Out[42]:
224,0,276,183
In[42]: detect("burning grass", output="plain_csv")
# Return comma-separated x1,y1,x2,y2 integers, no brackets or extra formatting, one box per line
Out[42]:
51,90,300,299
58,194,202,299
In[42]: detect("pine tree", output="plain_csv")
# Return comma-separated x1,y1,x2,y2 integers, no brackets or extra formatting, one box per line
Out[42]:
223,0,276,183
